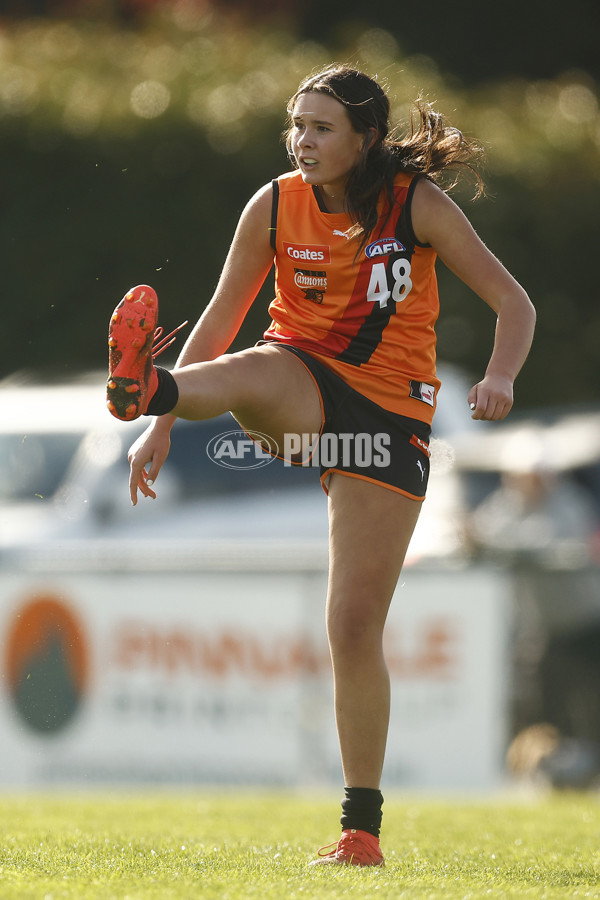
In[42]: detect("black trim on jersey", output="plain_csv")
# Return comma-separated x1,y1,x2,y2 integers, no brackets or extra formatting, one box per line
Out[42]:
401,175,431,248
335,191,415,367
312,184,330,213
270,179,279,251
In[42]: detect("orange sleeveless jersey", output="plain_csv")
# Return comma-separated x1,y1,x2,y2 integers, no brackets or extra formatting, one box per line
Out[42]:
263,169,441,423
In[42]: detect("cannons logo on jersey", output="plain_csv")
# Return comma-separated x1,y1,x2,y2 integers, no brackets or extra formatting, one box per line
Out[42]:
294,269,328,304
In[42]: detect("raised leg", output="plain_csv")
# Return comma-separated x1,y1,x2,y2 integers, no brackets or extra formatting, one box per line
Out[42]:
171,343,322,449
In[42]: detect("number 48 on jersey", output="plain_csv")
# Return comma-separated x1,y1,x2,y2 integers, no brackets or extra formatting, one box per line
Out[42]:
366,259,413,308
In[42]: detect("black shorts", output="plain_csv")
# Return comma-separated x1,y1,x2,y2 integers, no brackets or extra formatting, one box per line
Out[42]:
279,345,431,501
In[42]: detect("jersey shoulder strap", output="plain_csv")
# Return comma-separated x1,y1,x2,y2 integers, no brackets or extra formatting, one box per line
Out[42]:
397,174,431,248
269,178,279,251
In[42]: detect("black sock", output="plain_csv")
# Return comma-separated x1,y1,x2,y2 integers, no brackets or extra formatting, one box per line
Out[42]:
144,366,179,417
340,787,384,838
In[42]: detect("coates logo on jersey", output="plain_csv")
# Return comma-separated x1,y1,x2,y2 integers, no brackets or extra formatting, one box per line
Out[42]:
284,242,331,264
365,237,406,258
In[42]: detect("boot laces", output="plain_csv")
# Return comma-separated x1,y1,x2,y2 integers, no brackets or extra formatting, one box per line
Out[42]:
151,320,189,359
317,840,340,858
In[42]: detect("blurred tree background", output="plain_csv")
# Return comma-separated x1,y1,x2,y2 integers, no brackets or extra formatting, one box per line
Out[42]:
1,0,599,410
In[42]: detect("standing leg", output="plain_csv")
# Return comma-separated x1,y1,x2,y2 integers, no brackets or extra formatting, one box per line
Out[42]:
312,472,422,866
327,474,421,788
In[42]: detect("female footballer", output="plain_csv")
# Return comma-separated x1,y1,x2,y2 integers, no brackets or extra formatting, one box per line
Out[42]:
106,65,535,866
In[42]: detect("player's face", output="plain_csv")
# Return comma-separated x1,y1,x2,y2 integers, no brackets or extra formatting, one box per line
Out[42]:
290,92,366,205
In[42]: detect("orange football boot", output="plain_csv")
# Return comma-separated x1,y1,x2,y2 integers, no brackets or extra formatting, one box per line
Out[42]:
106,285,186,421
309,829,385,867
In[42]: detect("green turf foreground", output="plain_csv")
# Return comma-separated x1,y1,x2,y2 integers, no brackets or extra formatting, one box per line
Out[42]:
0,791,598,899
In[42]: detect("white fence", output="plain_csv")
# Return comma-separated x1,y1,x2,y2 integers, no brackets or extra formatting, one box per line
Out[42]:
0,542,509,789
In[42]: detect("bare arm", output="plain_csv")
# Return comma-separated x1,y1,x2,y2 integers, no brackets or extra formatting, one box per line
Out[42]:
129,182,274,502
411,178,536,421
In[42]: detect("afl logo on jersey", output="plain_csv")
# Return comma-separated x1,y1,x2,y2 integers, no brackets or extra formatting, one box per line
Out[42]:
365,237,406,258
284,242,331,263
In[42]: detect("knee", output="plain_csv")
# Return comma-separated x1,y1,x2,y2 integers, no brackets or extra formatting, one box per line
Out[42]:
225,348,290,415
326,596,385,658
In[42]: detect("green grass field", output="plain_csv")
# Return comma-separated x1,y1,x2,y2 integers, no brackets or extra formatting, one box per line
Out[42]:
0,791,598,899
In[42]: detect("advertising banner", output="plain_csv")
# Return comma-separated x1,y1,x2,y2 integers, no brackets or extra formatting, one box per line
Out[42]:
0,555,508,789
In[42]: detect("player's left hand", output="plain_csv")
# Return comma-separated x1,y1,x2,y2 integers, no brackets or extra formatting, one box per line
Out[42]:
468,373,514,421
